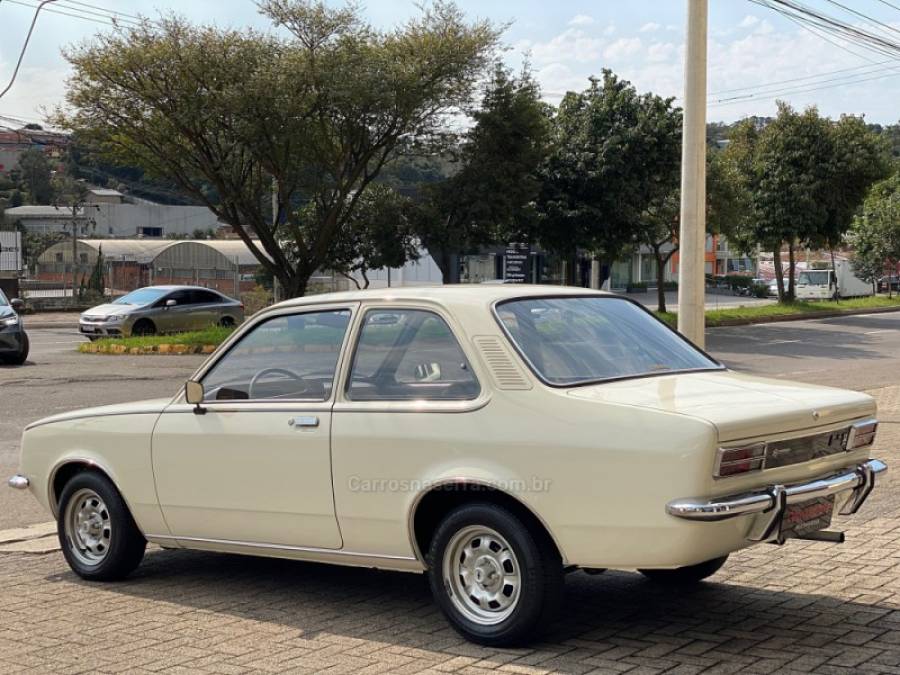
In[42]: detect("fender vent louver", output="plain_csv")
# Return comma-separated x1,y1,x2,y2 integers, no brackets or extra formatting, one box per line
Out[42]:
472,336,532,390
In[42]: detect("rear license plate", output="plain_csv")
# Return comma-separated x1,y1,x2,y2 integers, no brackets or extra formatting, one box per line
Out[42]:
780,495,835,539
80,326,95,333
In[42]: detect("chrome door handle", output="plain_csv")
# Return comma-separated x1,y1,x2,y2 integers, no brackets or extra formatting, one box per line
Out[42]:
288,416,319,428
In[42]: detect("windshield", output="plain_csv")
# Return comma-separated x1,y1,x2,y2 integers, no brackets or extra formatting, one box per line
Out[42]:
113,288,169,306
495,296,721,386
0,289,7,306
798,270,830,286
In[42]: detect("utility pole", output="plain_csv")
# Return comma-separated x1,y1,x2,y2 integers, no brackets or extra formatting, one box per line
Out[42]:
677,0,708,348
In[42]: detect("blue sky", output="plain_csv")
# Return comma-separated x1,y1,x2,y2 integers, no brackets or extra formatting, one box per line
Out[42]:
1,0,899,126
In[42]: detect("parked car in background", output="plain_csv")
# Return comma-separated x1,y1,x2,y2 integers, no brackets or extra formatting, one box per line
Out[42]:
11,286,886,645
0,289,29,365
79,285,244,339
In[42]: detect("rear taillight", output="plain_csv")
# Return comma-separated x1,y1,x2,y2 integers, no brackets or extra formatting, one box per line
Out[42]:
714,442,766,478
849,420,878,449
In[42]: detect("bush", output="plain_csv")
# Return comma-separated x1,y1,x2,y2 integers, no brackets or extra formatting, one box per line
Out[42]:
751,282,769,298
724,274,754,290
662,281,678,290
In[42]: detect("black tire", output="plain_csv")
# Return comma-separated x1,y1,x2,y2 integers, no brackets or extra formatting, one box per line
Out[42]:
7,332,29,365
219,316,235,328
131,319,156,337
638,555,728,585
426,503,563,646
57,471,146,581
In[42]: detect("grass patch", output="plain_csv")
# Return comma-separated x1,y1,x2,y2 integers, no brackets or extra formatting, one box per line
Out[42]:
654,295,900,327
79,325,235,353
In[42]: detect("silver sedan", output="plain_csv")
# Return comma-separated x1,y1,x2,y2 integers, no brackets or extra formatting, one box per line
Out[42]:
80,286,244,339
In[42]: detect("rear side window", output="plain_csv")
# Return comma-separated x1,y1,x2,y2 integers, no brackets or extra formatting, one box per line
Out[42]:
191,290,221,304
347,309,479,401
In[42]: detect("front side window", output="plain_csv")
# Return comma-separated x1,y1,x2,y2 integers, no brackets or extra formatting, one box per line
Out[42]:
347,309,479,401
496,297,720,386
202,309,351,401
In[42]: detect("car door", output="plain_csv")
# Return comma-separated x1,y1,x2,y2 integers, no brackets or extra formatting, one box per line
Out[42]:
330,306,488,557
151,304,357,549
189,289,221,329
152,289,193,332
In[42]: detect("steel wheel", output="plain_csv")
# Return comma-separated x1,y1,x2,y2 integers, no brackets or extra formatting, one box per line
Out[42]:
442,525,521,626
64,488,112,567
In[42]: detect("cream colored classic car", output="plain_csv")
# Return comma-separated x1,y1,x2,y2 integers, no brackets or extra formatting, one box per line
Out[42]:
9,286,886,645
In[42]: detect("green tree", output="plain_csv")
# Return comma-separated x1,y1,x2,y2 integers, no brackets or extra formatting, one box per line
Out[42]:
723,103,889,302
537,71,682,283
636,150,747,312
850,172,900,296
418,63,550,279
59,0,499,297
327,184,421,288
17,148,54,204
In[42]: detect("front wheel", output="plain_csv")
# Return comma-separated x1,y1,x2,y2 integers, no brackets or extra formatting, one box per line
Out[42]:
7,332,28,364
638,555,728,585
426,503,562,646
57,471,146,581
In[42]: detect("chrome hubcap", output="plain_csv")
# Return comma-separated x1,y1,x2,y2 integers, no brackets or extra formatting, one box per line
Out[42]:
64,488,111,566
443,525,521,625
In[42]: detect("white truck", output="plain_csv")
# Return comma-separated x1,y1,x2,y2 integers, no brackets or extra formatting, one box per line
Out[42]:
794,260,873,300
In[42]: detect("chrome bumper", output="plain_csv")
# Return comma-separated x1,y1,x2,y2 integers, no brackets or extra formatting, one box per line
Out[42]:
8,474,30,490
667,459,886,540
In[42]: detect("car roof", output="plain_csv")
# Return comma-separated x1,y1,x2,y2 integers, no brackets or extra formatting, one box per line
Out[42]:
137,285,224,292
271,284,616,310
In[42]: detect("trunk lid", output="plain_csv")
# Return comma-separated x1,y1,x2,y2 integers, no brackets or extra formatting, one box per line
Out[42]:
567,370,874,441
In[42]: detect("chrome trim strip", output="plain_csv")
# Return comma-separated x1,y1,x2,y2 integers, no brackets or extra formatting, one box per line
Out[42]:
7,474,29,490
25,409,165,431
147,534,418,562
667,458,887,522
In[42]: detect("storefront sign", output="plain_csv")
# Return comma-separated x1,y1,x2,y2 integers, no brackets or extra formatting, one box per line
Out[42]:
504,243,530,283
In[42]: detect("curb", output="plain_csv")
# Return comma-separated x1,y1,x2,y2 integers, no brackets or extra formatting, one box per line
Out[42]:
79,343,217,355
707,304,900,328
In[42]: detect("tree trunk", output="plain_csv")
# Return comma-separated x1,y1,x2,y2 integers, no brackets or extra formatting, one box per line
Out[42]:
653,245,667,313
787,241,796,302
829,248,837,301
773,245,786,302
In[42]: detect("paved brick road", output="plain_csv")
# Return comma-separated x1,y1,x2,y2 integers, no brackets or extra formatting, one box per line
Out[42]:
2,387,899,674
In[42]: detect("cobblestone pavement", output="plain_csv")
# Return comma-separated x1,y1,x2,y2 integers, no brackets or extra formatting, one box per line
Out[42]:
2,387,899,674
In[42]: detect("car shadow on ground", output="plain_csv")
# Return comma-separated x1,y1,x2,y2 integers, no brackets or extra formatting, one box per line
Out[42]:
48,547,900,669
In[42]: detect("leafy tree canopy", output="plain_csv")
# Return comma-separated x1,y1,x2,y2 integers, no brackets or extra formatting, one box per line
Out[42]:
58,0,499,296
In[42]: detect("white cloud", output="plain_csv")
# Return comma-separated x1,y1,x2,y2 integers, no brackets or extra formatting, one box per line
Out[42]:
739,15,760,29
568,14,594,27
640,22,661,33
603,37,643,60
519,28,606,65
647,42,676,63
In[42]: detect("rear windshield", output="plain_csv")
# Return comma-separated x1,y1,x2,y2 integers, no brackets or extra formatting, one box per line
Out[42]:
495,296,721,386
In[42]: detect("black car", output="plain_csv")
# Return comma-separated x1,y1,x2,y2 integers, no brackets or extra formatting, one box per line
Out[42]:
0,289,29,365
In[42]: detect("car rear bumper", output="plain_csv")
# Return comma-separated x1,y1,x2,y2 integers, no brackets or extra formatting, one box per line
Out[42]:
667,459,886,540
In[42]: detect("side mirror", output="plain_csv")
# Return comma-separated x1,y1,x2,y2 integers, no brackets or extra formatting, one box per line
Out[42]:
166,299,177,308
10,298,24,313
185,380,205,414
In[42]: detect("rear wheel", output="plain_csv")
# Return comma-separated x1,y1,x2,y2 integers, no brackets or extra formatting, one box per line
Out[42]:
57,472,146,581
131,319,156,337
427,503,563,646
7,332,29,365
638,555,728,585
219,316,235,328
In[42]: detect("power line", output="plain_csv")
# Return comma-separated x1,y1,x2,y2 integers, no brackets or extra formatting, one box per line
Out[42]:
61,0,141,22
709,68,900,107
708,59,895,96
0,0,60,100
4,0,140,27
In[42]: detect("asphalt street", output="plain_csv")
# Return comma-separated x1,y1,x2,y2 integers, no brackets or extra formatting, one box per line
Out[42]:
1,311,898,529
